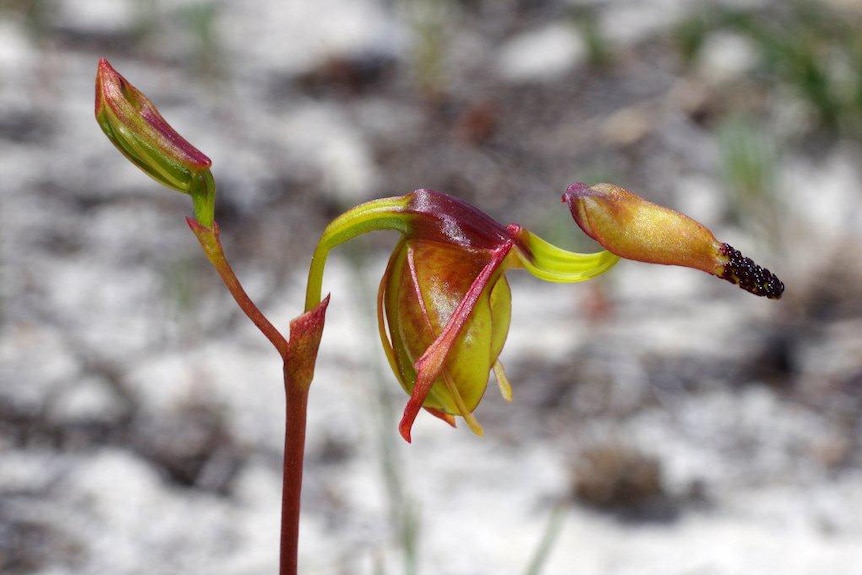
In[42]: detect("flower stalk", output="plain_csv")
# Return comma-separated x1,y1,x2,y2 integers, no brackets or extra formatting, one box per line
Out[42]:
95,60,331,575
187,218,290,356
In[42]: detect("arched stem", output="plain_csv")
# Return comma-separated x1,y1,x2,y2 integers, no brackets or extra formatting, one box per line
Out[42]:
305,195,411,311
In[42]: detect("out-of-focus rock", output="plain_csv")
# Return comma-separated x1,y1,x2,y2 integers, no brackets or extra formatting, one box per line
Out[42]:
279,102,379,206
496,24,586,83
53,0,139,37
572,444,665,510
696,32,759,85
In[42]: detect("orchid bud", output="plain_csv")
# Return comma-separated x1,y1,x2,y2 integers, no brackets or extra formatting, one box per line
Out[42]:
379,237,512,440
563,182,784,299
95,59,212,196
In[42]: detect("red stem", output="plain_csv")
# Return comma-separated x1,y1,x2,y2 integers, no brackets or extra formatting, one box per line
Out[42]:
280,364,309,575
187,218,289,357
187,218,307,575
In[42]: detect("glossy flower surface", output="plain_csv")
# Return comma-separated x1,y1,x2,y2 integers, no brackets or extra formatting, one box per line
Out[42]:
306,189,619,441
565,182,720,271
379,238,512,437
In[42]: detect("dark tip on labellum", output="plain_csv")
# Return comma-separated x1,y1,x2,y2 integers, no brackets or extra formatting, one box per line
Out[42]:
718,244,784,299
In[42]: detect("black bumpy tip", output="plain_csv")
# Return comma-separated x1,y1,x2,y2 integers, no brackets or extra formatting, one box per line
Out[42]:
718,244,784,299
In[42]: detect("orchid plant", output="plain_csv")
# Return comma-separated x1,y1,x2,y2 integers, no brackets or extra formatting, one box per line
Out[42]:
94,59,783,575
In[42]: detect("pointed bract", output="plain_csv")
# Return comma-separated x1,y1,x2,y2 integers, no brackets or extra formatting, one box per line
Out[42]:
287,296,331,393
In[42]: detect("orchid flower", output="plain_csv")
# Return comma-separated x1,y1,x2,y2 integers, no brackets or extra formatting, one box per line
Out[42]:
303,184,782,442
307,190,618,442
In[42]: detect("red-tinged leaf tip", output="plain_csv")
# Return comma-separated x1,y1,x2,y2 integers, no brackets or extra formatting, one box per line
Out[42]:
94,58,111,115
398,411,415,443
291,296,330,345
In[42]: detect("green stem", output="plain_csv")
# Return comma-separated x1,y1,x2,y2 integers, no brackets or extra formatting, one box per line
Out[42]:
523,505,566,575
304,195,410,311
190,170,217,228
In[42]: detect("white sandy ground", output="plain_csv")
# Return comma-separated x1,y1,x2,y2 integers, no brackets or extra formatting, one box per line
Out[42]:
5,248,862,574
3,0,862,573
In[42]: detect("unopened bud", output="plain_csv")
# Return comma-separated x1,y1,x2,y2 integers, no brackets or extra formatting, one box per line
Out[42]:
563,182,783,299
95,59,211,194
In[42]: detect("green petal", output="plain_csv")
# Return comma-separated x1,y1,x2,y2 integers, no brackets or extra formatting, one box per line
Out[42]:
513,229,619,283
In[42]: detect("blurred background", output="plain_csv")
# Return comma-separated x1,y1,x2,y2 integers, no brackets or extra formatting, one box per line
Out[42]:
2,0,862,573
